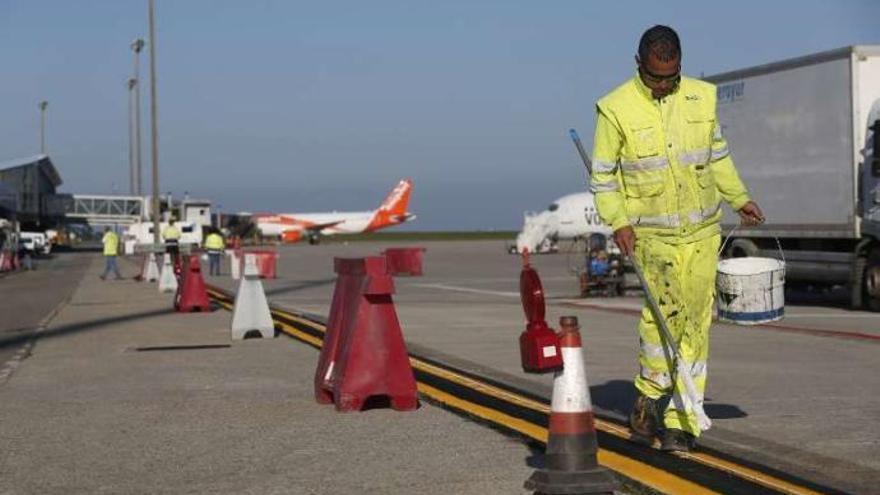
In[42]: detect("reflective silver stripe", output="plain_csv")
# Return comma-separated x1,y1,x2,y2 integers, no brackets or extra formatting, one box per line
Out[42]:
629,213,680,228
594,159,618,174
690,361,707,379
678,148,711,166
711,145,729,161
685,202,721,224
590,180,620,193
640,341,667,360
640,365,672,388
713,125,723,140
621,156,669,172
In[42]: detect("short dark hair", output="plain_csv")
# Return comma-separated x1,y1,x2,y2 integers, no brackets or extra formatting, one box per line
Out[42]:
638,25,681,63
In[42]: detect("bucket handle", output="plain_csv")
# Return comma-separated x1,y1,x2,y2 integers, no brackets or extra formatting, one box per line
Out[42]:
719,224,785,265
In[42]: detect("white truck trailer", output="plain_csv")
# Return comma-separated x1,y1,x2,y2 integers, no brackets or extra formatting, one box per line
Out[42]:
706,45,880,308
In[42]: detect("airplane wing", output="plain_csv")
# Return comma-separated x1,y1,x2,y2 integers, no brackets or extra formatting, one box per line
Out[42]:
304,220,345,234
393,213,417,223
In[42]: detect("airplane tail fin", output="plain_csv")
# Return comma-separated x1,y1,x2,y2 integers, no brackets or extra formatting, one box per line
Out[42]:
377,179,412,216
366,179,414,231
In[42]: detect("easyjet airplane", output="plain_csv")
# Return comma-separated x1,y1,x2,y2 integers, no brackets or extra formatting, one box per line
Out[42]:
253,179,415,244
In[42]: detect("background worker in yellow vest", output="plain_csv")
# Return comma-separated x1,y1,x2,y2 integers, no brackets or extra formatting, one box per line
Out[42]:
162,219,181,264
590,25,764,452
100,227,123,280
204,229,225,276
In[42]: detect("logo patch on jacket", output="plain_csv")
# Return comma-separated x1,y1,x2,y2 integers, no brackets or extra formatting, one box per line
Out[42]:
685,94,700,101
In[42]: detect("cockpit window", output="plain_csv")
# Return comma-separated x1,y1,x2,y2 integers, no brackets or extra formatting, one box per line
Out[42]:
548,203,559,212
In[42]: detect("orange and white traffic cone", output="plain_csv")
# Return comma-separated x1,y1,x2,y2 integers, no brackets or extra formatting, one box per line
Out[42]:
525,316,618,495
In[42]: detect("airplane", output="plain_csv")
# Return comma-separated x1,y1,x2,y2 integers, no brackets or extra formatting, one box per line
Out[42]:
253,179,415,244
514,191,612,254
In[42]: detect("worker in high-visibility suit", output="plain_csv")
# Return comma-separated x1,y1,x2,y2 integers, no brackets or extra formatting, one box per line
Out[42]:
204,229,225,276
162,219,182,264
100,227,123,280
590,25,764,451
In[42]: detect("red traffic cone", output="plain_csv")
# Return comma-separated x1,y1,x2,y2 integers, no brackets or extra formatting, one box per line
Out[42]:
525,316,618,495
175,255,211,312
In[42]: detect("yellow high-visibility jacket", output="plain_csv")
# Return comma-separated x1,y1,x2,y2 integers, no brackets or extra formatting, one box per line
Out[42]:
204,233,224,251
162,225,181,241
590,73,751,244
102,231,119,256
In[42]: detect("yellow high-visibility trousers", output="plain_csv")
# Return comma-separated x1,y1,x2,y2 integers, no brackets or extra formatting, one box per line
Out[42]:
633,233,720,437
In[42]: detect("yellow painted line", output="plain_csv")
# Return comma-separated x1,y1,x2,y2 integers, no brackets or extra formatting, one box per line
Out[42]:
274,310,327,333
675,453,825,495
208,290,823,495
418,382,717,495
417,382,547,442
410,358,551,413
275,320,324,349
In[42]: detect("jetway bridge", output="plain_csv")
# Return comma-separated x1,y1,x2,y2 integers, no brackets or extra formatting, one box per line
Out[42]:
65,195,145,226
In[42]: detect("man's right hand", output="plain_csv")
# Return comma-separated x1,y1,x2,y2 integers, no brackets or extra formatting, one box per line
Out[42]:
613,225,635,257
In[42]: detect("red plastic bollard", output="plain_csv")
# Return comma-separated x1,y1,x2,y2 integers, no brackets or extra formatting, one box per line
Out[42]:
314,256,418,412
257,250,277,279
175,254,212,312
314,261,358,404
518,251,563,373
382,247,426,276
241,250,277,279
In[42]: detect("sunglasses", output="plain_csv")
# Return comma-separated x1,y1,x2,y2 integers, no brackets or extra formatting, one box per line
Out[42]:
639,64,681,85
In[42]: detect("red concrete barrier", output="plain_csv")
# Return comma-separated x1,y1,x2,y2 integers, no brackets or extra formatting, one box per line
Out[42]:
382,247,426,276
314,256,418,412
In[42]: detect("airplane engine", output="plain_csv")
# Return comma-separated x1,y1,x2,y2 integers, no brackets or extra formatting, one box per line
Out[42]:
282,230,303,243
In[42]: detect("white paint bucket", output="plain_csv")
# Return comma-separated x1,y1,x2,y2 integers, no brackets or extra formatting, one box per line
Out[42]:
716,256,785,325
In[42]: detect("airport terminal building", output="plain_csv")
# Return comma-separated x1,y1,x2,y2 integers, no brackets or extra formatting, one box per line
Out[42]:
0,154,71,228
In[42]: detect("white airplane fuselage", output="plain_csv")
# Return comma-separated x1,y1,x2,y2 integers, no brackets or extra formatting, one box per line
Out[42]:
516,192,611,253
256,211,374,237
254,179,415,243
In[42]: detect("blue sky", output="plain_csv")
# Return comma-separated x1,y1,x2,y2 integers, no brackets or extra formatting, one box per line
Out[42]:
0,1,877,230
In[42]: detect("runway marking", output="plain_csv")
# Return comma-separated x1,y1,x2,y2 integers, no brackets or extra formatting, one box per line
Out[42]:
780,313,880,318
417,382,718,495
0,290,71,387
412,283,519,297
559,301,880,343
206,285,837,495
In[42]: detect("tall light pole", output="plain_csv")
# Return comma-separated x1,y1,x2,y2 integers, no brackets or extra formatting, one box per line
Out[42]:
131,38,145,196
148,0,160,246
127,77,137,195
38,100,48,155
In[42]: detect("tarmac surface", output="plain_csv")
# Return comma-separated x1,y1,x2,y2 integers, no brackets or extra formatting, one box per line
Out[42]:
0,252,540,495
208,240,880,494
0,253,88,369
1,242,879,494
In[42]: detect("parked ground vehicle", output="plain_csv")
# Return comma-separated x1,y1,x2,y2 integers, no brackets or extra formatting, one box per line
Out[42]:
705,45,880,308
577,233,625,297
124,221,204,251
19,231,51,255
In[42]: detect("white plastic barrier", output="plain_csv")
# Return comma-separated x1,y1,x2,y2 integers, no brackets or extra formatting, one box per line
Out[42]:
231,254,274,340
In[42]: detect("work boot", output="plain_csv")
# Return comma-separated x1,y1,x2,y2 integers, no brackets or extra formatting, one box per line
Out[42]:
660,428,696,452
629,394,660,439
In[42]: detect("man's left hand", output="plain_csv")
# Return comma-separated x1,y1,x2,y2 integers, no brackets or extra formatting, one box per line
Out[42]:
737,201,765,226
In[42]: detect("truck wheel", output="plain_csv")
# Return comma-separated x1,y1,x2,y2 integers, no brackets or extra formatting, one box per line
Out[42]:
726,239,759,258
864,251,880,311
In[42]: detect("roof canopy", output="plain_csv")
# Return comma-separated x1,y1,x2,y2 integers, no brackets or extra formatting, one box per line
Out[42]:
0,154,62,187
